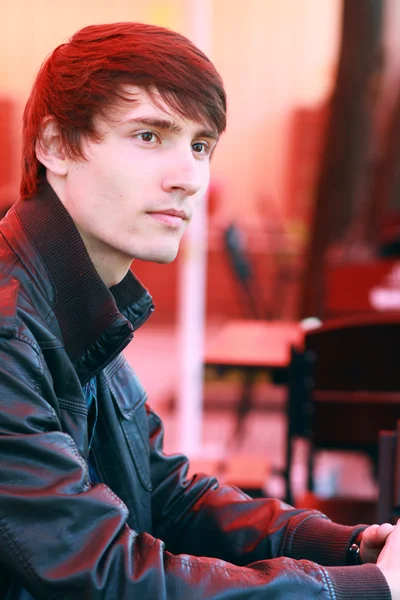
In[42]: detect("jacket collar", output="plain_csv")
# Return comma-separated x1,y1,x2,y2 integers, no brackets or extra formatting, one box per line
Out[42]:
3,179,154,384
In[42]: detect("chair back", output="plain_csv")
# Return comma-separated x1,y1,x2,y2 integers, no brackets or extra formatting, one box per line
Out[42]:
305,313,400,448
378,420,400,523
285,313,400,503
305,313,400,392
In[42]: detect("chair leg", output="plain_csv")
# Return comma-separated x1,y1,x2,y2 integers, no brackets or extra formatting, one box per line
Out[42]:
377,431,397,524
307,442,316,493
233,369,255,443
284,435,294,505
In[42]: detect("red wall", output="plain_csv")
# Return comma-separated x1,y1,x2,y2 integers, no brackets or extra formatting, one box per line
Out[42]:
131,247,299,324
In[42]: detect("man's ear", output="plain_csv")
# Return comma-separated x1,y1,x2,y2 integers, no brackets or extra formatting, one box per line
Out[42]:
35,117,68,176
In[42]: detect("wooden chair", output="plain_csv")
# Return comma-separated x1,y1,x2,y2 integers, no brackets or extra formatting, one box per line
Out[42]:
285,313,400,505
223,222,265,320
204,222,297,443
377,420,400,524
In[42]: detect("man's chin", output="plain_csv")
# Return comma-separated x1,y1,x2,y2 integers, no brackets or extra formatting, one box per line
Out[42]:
134,248,179,264
153,255,177,264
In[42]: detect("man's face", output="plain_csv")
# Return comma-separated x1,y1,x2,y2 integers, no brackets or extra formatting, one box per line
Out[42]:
62,86,219,265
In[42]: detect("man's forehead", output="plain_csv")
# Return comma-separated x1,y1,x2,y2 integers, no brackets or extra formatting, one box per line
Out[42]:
107,84,218,137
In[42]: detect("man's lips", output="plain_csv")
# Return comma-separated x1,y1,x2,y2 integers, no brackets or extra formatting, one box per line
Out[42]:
147,209,188,227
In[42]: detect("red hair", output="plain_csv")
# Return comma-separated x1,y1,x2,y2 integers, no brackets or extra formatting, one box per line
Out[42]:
21,22,227,199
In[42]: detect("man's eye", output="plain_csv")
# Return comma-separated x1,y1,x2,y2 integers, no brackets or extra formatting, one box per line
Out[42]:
192,142,209,155
137,132,158,143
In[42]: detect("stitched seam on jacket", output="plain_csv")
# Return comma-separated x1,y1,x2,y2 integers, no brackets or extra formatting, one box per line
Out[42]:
319,567,337,600
92,413,141,525
287,560,336,596
45,310,57,328
14,331,41,355
166,556,261,587
58,398,88,416
123,389,147,417
11,332,60,428
132,410,150,454
2,255,18,275
0,518,62,600
103,484,129,511
62,434,91,490
101,360,148,416
109,380,147,418
38,340,64,350
121,420,152,490
32,336,61,428
101,354,126,386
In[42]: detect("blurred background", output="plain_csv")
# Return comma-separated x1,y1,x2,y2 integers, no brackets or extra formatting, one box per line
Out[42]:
2,0,400,522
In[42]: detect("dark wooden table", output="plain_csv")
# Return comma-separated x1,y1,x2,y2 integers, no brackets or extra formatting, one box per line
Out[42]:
204,319,303,439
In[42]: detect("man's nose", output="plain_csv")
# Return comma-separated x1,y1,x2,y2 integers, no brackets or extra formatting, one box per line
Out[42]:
161,152,203,197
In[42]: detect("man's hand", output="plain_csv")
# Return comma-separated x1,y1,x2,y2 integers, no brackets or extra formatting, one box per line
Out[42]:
360,522,394,563
377,519,400,600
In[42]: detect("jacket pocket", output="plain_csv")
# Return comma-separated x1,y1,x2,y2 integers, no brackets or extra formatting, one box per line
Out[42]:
108,360,152,492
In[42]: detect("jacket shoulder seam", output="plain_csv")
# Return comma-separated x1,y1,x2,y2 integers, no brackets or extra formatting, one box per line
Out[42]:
14,330,41,355
11,331,60,427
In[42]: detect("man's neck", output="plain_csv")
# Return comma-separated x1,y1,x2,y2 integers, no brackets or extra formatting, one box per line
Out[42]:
46,172,132,288
76,227,133,288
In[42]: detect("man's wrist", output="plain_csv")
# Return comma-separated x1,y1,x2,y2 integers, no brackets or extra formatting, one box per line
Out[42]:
348,532,364,565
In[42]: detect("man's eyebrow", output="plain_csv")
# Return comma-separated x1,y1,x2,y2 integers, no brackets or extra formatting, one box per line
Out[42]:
122,116,219,140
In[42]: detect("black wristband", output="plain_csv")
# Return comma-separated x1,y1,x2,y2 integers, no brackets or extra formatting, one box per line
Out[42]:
348,532,364,565
348,543,362,565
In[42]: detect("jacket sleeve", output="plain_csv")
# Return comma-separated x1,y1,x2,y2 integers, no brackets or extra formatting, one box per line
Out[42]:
147,406,364,566
0,328,390,600
147,407,391,598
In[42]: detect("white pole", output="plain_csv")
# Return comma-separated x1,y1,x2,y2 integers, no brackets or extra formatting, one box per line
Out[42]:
177,0,212,455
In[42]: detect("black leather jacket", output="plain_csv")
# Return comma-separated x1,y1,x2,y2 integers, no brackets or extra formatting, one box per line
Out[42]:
0,182,390,599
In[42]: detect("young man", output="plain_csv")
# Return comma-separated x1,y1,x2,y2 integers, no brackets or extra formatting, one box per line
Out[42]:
0,21,398,599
